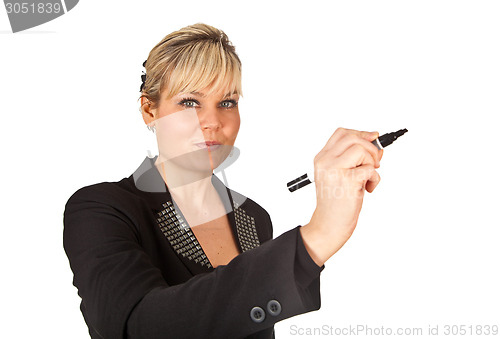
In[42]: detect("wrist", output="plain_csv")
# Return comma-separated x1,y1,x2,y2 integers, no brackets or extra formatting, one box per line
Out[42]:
300,218,351,267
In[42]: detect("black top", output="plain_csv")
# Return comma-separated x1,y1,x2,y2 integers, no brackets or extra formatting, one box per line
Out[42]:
63,156,324,339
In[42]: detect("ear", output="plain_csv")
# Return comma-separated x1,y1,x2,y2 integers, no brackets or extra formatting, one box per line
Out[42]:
141,97,156,126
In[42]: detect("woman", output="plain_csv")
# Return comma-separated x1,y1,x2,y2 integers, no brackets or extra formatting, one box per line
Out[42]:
63,23,383,339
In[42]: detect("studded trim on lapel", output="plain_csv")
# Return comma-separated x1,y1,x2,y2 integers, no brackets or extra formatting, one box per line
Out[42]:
156,201,212,268
233,201,261,252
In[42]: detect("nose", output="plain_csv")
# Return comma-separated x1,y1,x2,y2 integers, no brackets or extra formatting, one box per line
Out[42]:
197,107,222,131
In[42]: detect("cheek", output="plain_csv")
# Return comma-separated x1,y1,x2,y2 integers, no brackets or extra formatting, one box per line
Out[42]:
226,113,241,141
155,109,204,157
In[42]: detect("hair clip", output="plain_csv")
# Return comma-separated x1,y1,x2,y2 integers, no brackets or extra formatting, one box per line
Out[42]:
140,59,147,92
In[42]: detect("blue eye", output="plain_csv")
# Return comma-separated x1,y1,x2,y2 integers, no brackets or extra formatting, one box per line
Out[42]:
221,100,238,108
178,98,199,108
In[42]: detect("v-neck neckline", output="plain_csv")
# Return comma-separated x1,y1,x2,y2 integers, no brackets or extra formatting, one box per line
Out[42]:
167,174,243,270
131,156,244,273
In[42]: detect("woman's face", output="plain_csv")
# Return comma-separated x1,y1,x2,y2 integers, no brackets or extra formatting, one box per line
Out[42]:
146,87,240,173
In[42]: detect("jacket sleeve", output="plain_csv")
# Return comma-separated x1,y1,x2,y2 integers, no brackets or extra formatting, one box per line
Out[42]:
63,184,324,339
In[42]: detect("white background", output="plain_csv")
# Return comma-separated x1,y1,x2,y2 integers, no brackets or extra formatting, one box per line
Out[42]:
1,1,499,338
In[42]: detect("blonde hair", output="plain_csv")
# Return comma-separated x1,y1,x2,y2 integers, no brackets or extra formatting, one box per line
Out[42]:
139,23,242,110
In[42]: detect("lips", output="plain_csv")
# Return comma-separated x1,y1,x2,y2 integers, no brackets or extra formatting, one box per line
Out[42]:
195,141,222,150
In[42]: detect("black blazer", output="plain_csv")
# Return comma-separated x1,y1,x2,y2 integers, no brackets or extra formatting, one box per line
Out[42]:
63,156,324,339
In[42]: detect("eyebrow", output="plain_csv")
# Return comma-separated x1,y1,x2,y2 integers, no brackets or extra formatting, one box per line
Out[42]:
189,91,205,97
187,91,238,98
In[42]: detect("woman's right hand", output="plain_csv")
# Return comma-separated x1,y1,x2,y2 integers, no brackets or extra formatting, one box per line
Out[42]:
300,128,384,267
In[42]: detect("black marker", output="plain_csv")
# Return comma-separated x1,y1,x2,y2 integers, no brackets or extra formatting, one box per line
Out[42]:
287,129,408,192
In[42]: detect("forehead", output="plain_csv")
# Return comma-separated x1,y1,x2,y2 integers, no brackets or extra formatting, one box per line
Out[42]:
165,79,240,100
179,90,239,98
162,60,241,100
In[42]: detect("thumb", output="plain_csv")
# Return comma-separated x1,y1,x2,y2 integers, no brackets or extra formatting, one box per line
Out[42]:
360,131,379,142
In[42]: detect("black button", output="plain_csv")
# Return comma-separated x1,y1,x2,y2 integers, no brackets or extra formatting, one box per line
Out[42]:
250,306,265,323
267,300,281,316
